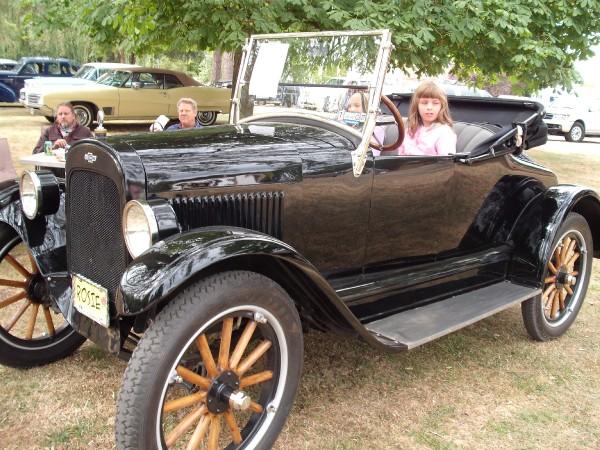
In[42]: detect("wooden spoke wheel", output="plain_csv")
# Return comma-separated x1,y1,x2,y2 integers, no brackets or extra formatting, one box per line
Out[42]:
522,213,593,341
116,271,303,450
0,224,85,368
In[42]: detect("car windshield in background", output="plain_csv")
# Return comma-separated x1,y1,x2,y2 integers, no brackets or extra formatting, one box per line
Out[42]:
550,96,578,109
97,70,131,87
74,65,97,80
236,32,387,135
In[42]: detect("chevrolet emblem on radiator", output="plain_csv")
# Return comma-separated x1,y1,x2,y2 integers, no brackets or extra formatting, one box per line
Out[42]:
84,152,97,164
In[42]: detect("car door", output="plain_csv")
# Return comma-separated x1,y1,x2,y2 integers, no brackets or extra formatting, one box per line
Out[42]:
365,154,455,265
584,99,600,133
163,74,186,116
355,151,519,317
117,72,169,118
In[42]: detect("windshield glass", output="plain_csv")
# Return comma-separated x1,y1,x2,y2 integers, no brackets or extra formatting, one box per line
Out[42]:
550,96,578,109
97,70,131,87
74,65,96,80
234,31,388,135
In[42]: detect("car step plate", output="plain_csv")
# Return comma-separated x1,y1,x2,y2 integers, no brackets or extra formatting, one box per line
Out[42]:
366,281,541,350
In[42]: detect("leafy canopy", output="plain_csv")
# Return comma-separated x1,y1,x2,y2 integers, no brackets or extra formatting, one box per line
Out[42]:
19,0,600,92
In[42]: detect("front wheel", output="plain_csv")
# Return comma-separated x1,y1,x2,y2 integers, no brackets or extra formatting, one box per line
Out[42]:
0,224,86,368
565,122,584,142
72,102,95,128
197,111,218,126
522,213,593,341
116,271,303,450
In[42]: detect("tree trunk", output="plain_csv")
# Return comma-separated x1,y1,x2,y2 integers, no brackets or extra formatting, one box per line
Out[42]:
212,49,222,83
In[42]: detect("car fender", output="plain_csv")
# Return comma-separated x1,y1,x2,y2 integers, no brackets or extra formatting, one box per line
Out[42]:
0,82,17,102
0,179,68,275
117,226,385,346
509,185,600,285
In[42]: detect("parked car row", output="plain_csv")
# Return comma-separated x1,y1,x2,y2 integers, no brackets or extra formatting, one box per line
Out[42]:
19,62,139,122
23,66,231,127
1,56,232,126
0,56,79,102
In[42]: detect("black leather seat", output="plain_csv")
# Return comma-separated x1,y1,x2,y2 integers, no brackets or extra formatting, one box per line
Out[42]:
453,122,499,154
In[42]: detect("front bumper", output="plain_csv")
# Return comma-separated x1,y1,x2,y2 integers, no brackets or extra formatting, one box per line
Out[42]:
543,119,572,134
27,104,54,117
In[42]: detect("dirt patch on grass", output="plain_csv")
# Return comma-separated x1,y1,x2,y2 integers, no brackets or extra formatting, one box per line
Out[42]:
1,107,600,448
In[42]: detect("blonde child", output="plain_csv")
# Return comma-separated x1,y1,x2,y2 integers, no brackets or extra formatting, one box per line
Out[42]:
397,81,456,155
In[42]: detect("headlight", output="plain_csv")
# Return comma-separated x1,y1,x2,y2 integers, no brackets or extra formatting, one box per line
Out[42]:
20,171,41,219
19,171,59,220
122,200,159,258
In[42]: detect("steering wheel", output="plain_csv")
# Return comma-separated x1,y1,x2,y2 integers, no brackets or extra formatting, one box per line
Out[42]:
370,95,405,151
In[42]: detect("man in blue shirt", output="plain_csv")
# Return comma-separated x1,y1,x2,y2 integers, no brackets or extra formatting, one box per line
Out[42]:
166,97,203,131
149,98,205,132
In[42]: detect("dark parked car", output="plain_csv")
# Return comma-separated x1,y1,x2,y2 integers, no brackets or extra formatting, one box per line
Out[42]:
0,56,79,102
1,30,599,449
0,58,18,71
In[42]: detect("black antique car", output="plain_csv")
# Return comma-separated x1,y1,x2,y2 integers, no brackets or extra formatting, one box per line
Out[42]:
1,30,599,449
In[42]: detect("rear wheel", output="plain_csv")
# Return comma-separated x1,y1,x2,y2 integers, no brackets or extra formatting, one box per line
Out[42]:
565,122,584,142
0,224,85,368
197,111,218,126
522,213,593,341
116,271,303,450
72,102,95,128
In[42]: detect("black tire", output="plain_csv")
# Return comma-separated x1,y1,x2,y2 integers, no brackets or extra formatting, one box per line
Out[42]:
0,223,86,368
522,213,593,341
197,111,218,126
565,122,584,142
44,115,55,123
116,271,303,450
72,102,95,128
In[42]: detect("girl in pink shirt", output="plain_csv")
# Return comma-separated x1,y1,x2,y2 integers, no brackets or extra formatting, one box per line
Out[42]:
397,81,457,156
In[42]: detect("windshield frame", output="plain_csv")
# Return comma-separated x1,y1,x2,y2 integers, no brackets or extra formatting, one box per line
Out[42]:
230,29,392,177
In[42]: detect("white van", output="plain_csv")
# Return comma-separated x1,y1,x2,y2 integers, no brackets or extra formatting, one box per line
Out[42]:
544,96,600,142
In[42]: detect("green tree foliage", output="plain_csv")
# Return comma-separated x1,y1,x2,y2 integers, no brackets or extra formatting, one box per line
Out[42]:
14,0,600,92
1,0,92,63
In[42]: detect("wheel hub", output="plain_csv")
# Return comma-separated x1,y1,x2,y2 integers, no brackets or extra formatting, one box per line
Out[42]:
556,268,576,287
206,370,250,414
26,272,48,304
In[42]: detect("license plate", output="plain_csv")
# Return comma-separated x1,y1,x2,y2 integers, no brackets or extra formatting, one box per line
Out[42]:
72,274,109,328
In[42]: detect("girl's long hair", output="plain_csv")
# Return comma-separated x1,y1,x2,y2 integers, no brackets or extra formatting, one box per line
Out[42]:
407,81,453,136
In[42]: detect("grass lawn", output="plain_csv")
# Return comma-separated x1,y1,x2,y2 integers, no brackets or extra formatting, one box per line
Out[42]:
1,105,599,449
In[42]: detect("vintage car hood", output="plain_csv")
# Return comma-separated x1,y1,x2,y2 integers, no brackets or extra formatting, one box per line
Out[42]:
0,70,17,76
25,77,92,88
44,83,115,97
107,122,355,193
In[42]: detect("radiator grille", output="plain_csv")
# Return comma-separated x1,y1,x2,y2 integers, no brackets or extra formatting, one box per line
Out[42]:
67,171,127,296
27,94,41,105
170,192,284,239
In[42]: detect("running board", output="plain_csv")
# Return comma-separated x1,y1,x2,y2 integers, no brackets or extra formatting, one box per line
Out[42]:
365,281,541,350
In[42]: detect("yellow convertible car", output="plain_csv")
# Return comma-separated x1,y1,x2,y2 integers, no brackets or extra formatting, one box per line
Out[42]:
29,67,231,126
